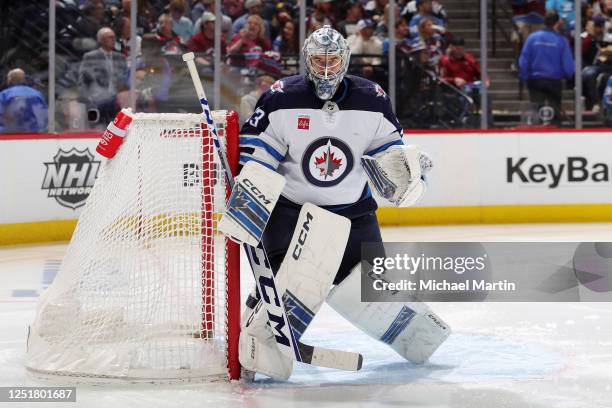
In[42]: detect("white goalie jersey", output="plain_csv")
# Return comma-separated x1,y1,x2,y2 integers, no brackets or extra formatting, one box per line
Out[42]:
239,74,404,211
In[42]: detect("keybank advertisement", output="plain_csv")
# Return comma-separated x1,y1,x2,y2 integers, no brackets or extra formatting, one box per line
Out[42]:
407,131,612,207
1,131,612,224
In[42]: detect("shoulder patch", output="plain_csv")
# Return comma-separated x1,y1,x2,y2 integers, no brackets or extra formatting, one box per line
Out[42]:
374,83,387,98
270,80,284,93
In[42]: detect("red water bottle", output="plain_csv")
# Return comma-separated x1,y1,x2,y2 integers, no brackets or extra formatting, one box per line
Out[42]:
96,108,133,158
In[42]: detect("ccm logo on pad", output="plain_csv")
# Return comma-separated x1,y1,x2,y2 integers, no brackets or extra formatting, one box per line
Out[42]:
292,212,313,260
242,178,272,205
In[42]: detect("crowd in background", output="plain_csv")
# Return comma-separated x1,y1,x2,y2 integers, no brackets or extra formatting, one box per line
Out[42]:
513,0,612,123
5,0,612,131
1,0,483,129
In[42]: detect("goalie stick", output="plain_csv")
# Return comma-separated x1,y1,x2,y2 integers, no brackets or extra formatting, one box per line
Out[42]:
182,52,361,372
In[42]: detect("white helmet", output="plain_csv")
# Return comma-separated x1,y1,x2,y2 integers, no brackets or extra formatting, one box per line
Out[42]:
302,25,351,100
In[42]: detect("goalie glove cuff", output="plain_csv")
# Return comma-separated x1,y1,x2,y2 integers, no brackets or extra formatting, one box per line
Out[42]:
361,145,432,207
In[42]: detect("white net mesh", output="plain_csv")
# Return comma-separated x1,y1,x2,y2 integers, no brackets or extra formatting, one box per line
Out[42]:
26,112,237,382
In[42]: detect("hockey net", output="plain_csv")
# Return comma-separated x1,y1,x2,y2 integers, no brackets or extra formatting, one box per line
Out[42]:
26,111,241,382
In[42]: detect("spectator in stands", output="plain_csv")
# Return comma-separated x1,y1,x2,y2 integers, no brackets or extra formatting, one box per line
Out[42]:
412,17,444,68
78,27,128,124
187,12,227,55
375,3,401,39
193,0,233,41
307,0,336,35
0,68,48,133
117,16,142,59
117,38,172,112
232,0,271,39
582,15,612,111
519,10,574,124
440,37,491,123
382,19,412,55
191,0,213,22
546,0,576,34
510,0,546,71
603,0,612,17
272,20,299,55
412,40,438,73
74,2,107,40
239,72,276,120
409,0,446,39
337,0,364,38
169,0,194,42
224,0,246,20
347,19,383,78
439,37,481,89
269,2,294,41
364,0,389,23
582,15,607,68
601,74,612,124
401,0,447,24
123,0,157,34
591,0,604,16
227,14,271,66
145,13,185,54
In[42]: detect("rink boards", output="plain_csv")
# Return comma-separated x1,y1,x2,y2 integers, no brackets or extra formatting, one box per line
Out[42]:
2,128,612,244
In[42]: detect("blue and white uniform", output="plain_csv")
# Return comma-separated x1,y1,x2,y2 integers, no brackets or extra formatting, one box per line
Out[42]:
240,74,404,215
240,74,403,283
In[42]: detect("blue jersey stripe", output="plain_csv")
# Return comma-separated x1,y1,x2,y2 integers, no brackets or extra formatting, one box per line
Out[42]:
365,139,404,156
239,155,276,170
240,137,286,161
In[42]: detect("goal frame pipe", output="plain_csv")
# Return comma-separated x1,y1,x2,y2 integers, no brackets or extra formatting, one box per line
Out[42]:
202,116,215,339
223,111,241,380
184,55,240,379
201,111,240,380
200,111,240,380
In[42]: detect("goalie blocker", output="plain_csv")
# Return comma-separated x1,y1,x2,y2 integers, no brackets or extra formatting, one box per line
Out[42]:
218,161,285,246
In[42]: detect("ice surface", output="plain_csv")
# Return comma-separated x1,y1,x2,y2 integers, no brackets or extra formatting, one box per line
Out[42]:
1,224,612,407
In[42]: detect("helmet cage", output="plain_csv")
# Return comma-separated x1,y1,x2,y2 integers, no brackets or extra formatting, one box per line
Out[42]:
302,25,351,100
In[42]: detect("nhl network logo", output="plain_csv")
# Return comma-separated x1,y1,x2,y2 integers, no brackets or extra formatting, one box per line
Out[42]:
42,148,100,209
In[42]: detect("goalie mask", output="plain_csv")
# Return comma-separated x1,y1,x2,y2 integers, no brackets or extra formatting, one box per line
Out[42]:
302,25,351,100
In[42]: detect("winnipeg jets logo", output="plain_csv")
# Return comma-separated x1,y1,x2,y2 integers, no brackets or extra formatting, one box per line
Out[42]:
270,80,284,93
302,137,354,187
374,83,387,98
314,140,343,179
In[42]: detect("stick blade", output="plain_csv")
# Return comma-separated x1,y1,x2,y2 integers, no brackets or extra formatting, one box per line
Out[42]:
298,342,363,371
